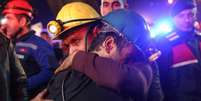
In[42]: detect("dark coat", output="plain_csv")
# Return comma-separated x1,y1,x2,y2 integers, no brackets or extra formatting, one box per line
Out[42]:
46,69,133,101
71,51,153,101
156,30,201,101
0,33,28,101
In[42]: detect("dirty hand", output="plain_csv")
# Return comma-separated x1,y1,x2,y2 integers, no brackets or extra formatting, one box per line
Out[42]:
54,50,79,74
31,89,53,101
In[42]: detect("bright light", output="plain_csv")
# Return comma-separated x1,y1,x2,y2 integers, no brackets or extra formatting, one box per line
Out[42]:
0,17,7,25
49,25,57,33
150,29,158,38
158,22,172,33
150,20,173,38
168,0,174,4
194,21,200,30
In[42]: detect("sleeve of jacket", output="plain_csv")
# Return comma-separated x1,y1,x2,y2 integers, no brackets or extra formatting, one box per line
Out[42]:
28,43,58,90
147,62,164,101
8,42,28,101
72,51,153,98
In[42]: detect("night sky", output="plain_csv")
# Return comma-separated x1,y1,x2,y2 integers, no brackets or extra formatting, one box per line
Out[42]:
29,0,201,28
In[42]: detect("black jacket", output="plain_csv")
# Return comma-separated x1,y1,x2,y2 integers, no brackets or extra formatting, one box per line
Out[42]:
0,33,28,101
156,30,201,101
46,69,132,101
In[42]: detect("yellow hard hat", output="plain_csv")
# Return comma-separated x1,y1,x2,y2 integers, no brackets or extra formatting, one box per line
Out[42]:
47,2,101,39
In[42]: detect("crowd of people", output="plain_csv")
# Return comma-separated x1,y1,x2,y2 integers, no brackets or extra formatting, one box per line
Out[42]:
0,0,201,101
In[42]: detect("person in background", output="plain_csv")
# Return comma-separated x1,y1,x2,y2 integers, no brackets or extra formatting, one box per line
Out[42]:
0,0,58,99
100,0,128,16
156,0,201,101
40,31,52,45
0,31,28,101
40,31,64,65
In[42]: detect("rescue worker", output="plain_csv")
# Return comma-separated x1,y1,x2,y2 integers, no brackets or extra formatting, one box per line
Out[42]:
0,32,28,101
32,2,152,101
1,0,58,99
156,0,201,101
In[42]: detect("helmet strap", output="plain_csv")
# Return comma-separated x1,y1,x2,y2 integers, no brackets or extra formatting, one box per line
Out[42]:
84,24,94,52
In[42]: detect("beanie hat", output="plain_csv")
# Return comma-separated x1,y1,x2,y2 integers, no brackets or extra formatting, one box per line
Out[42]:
171,0,196,17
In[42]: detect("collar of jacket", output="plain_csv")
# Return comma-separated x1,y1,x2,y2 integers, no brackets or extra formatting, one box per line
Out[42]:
166,29,196,42
15,30,35,42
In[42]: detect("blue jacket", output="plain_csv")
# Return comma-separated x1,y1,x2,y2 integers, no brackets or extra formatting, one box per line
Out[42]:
15,31,58,98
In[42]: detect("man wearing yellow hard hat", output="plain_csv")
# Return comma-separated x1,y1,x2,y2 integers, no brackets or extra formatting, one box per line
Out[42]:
32,2,153,101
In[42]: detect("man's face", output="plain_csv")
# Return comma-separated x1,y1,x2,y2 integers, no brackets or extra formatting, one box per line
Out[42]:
1,13,21,39
62,27,87,55
173,8,196,32
100,0,126,16
41,33,51,42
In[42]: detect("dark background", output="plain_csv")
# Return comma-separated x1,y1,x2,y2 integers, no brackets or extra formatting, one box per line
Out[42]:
1,0,201,27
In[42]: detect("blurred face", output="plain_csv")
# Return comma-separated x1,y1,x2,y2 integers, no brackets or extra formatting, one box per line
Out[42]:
41,33,51,42
62,27,87,55
100,0,126,16
1,13,22,39
173,8,196,32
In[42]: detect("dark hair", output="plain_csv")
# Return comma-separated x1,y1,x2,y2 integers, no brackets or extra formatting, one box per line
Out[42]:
88,31,125,52
89,31,147,63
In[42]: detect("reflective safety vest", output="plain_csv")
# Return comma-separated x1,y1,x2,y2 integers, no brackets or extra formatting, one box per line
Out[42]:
165,31,201,68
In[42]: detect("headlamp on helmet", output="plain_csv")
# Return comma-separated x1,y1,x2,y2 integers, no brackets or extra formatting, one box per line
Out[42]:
47,20,63,36
47,2,101,39
47,18,101,38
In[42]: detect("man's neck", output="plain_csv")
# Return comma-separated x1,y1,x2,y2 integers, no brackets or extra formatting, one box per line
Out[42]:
16,27,30,39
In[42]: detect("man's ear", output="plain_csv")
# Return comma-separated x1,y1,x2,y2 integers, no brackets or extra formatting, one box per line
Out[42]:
19,17,27,27
103,36,115,54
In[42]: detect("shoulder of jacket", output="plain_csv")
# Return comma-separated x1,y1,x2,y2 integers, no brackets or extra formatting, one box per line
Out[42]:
155,32,179,44
29,34,50,46
165,31,180,42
